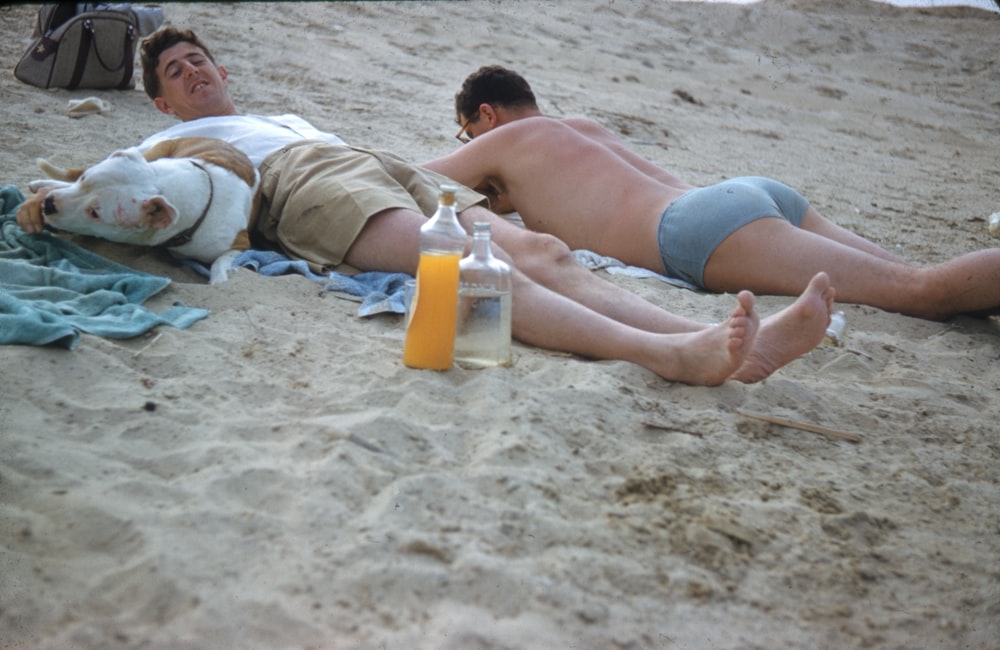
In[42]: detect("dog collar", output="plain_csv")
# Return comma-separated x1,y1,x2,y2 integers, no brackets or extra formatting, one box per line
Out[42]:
163,161,214,248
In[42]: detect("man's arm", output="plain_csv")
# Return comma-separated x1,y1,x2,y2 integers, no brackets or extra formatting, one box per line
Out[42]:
421,140,497,198
420,153,473,186
563,117,695,191
423,144,520,214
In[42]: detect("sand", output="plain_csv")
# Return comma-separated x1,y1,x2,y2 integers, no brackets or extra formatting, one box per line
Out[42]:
1,1,999,648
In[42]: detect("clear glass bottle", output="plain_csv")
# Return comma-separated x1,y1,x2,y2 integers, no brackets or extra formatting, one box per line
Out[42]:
454,222,512,369
403,185,468,370
824,310,847,346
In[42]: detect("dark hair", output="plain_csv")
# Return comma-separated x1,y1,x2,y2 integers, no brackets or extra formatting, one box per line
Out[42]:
455,65,538,122
140,27,217,101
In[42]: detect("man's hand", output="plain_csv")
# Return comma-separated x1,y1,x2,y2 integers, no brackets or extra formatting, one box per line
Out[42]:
16,189,49,234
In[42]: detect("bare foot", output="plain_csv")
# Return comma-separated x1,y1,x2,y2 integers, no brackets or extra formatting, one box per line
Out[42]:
648,290,759,386
730,272,835,383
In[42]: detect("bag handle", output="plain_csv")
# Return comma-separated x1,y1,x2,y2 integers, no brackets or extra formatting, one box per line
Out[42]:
66,17,136,91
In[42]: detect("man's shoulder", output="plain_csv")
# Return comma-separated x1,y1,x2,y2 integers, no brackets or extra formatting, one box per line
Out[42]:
562,116,609,134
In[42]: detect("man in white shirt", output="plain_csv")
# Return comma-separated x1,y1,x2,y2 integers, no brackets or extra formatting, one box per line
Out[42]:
129,26,837,385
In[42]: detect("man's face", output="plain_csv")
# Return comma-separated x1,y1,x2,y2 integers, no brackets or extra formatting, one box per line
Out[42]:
457,113,489,142
153,41,233,121
457,102,515,143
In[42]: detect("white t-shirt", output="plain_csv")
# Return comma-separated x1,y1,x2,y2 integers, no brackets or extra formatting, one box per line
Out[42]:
139,114,345,167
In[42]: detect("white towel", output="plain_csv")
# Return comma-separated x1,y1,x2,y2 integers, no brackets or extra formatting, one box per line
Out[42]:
571,249,701,292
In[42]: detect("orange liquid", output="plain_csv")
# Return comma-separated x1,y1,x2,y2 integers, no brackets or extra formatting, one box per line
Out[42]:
403,253,461,369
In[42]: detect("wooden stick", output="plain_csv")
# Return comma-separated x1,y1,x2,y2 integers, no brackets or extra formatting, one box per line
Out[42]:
736,410,862,443
132,332,162,358
642,422,705,438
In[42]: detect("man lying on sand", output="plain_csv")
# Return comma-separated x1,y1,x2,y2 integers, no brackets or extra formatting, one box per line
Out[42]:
426,65,1000,322
18,28,835,386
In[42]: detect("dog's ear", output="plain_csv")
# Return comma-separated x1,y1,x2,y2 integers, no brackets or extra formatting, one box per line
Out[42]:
141,196,178,228
37,159,85,182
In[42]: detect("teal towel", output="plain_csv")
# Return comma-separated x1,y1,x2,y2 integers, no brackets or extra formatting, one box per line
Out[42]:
0,185,209,349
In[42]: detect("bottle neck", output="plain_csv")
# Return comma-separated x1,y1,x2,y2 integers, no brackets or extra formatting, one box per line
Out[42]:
471,231,493,259
431,186,458,225
421,197,467,255
434,203,458,221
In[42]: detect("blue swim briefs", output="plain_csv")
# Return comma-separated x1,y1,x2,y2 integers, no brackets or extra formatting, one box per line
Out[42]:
656,176,809,288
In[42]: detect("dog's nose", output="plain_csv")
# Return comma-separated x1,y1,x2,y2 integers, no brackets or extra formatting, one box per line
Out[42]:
43,194,57,216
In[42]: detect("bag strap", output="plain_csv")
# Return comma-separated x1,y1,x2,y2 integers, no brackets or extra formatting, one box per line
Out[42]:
117,21,137,90
36,4,77,37
67,18,94,90
66,17,137,91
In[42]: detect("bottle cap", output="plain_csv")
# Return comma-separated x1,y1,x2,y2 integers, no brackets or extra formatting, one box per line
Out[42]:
439,184,459,206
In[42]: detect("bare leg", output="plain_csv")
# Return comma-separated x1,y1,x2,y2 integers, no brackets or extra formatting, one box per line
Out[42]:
704,217,1000,320
342,207,422,273
460,205,840,380
347,205,713,335
462,206,706,332
346,208,766,385
464,206,837,373
800,207,905,263
508,279,761,386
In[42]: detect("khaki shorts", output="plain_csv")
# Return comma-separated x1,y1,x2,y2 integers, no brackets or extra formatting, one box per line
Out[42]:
253,140,485,272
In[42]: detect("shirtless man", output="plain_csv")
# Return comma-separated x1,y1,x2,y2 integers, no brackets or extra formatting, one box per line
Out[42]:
428,65,1000,322
16,27,836,386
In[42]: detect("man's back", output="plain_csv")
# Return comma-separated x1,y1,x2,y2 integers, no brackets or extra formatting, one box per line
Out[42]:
428,116,682,272
559,117,693,191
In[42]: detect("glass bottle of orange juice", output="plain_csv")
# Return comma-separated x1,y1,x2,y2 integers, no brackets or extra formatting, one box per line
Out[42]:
403,185,468,369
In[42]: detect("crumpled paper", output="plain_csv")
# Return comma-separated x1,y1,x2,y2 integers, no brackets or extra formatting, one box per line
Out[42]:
67,97,112,119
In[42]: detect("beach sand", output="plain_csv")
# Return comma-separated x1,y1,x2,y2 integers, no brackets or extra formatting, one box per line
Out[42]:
1,1,998,647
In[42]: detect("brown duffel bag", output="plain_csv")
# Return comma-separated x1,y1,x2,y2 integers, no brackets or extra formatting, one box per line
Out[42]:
14,3,164,91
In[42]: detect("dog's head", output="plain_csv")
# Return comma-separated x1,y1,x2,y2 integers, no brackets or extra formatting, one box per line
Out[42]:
38,148,179,242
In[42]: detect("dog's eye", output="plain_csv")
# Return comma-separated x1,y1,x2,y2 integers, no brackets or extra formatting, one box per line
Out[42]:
87,208,100,221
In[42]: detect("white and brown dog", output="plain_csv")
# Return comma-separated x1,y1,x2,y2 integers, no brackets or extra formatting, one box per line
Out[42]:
17,137,259,284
